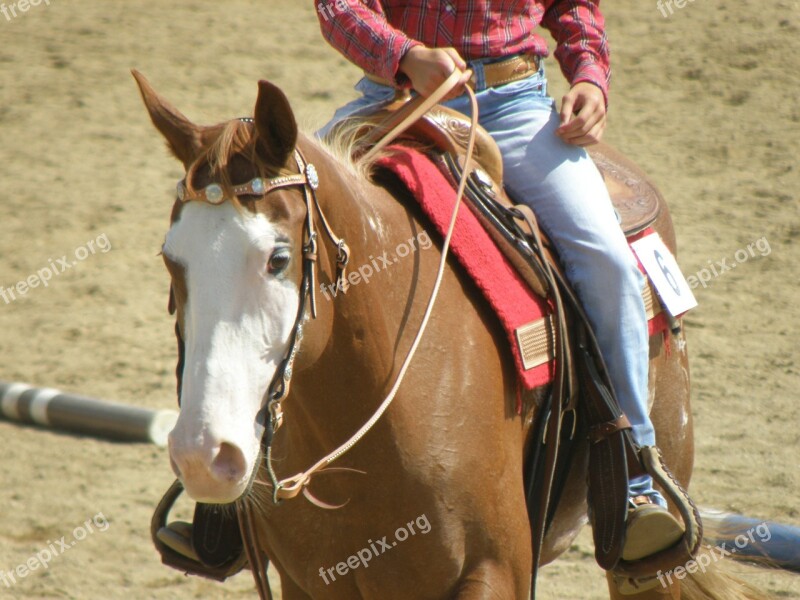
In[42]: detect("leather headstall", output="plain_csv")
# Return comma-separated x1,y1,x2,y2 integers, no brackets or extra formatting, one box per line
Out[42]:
174,146,350,439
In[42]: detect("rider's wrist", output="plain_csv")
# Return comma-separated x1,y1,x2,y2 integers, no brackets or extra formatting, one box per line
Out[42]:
397,43,425,85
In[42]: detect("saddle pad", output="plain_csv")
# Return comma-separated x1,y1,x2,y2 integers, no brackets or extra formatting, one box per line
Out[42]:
375,147,668,390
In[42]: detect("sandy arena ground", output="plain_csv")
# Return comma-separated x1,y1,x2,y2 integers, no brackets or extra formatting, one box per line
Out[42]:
0,1,797,598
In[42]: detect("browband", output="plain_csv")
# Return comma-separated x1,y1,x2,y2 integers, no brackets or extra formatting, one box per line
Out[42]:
176,152,315,205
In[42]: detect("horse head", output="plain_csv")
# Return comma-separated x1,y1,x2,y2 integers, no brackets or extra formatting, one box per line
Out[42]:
133,71,336,504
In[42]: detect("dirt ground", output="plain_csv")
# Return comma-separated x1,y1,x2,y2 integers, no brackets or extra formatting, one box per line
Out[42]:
0,1,797,598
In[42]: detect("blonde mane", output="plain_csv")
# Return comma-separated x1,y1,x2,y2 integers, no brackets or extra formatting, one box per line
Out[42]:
315,116,381,183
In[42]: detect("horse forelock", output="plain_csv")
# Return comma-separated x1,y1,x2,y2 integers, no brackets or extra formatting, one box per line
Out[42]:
183,119,275,205
179,119,376,216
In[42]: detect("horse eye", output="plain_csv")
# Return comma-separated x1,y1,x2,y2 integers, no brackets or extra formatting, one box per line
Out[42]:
267,249,291,275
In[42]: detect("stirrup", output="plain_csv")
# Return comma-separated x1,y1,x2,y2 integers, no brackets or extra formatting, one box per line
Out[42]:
612,446,703,580
156,520,200,562
611,572,664,596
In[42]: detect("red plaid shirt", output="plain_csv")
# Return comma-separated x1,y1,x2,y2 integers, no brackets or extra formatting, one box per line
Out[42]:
317,0,610,101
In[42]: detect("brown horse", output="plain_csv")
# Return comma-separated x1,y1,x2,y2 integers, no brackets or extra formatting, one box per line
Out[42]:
134,71,766,599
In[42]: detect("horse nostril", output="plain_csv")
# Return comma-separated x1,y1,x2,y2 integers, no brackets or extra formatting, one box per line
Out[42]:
211,442,247,484
169,455,182,479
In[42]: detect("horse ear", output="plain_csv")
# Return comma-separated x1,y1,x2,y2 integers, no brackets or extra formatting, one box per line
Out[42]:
132,69,204,169
254,80,298,167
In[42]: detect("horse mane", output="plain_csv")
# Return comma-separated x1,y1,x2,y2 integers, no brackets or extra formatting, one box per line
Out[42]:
316,117,380,183
318,115,433,183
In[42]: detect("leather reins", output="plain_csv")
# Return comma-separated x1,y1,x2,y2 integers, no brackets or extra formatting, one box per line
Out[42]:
257,73,477,597
262,71,477,506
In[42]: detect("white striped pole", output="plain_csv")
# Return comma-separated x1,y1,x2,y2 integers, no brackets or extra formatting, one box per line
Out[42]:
0,381,177,447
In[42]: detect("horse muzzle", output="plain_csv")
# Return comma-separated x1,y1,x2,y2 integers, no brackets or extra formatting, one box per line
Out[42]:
167,424,255,504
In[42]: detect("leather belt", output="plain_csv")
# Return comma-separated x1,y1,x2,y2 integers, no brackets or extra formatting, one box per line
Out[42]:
480,53,540,88
365,53,540,91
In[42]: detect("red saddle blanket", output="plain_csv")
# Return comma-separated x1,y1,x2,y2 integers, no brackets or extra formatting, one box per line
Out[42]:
375,147,668,390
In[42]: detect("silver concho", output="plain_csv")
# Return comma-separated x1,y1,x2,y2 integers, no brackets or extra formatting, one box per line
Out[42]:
251,178,266,195
306,164,320,190
205,183,224,204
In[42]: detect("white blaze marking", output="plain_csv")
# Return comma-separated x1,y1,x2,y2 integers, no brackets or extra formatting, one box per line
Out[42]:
164,201,299,498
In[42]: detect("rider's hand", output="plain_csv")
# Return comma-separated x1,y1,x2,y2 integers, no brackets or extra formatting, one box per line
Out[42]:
557,82,607,146
399,46,472,100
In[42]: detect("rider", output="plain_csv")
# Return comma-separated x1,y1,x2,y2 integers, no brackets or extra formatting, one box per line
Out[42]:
315,0,684,574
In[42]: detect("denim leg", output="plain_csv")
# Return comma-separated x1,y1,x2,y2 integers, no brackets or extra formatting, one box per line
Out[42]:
446,74,662,502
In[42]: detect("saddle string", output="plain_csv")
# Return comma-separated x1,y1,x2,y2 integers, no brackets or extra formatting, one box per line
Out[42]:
265,72,479,501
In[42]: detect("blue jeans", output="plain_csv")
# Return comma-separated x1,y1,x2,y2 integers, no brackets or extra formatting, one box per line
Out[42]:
319,61,661,503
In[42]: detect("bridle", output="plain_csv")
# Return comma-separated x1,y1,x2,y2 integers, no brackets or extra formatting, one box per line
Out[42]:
179,71,475,503
175,138,351,445
174,73,477,599
262,72,477,508
176,138,353,599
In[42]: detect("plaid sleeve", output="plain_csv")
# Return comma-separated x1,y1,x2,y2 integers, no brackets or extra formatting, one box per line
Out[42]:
316,0,422,85
541,0,611,104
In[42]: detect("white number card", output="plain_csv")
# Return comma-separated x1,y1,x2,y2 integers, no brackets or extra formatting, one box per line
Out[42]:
631,233,698,316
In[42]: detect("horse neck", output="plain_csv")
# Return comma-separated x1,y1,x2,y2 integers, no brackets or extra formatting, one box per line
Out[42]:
278,136,411,461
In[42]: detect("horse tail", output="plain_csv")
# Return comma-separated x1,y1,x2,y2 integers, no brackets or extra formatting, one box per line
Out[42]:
677,551,772,600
